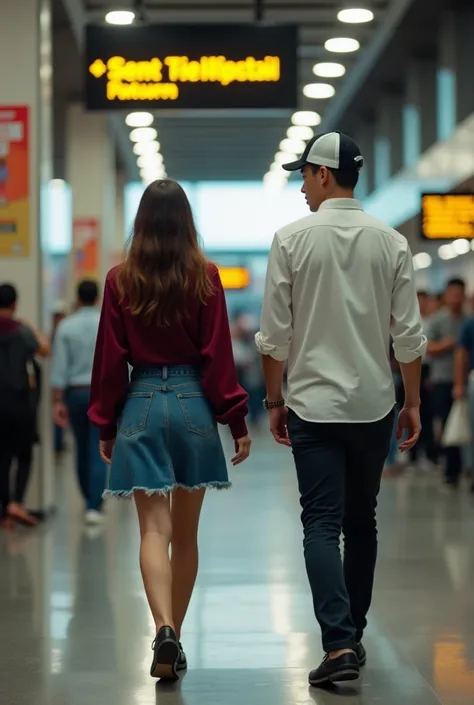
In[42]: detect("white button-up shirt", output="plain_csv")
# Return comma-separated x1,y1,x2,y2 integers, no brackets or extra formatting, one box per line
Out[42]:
255,198,427,423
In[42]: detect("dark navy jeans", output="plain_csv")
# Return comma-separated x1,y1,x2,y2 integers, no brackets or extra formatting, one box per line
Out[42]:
287,408,394,653
66,387,106,511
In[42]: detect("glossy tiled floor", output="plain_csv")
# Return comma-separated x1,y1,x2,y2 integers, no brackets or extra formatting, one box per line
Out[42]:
2,431,474,705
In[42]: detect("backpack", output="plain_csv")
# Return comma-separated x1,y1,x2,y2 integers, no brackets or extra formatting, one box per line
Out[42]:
0,330,36,418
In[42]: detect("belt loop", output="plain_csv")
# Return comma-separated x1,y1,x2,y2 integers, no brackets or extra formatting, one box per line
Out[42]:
162,365,168,382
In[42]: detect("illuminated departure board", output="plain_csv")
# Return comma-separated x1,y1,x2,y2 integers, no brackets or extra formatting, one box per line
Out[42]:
85,24,297,111
421,193,474,240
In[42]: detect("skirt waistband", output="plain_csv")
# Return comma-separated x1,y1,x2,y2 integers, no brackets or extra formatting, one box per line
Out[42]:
131,365,198,382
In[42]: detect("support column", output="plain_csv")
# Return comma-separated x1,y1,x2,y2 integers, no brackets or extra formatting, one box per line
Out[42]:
437,12,457,141
0,0,54,513
374,93,403,188
404,59,437,167
353,121,375,198
66,105,117,295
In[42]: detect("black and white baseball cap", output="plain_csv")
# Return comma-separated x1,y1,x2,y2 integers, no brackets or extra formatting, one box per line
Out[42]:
282,131,364,172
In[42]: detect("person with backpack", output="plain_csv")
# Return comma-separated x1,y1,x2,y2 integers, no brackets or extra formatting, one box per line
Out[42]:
0,283,50,529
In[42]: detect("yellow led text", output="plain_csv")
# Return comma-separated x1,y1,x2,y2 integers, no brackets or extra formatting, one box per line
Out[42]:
89,54,281,102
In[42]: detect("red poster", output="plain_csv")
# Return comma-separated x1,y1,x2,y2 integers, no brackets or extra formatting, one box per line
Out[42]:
0,106,29,257
73,217,99,281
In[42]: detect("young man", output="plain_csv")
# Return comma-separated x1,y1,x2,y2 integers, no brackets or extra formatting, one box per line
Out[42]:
426,278,466,487
256,132,426,686
0,283,50,527
453,310,474,491
51,280,106,524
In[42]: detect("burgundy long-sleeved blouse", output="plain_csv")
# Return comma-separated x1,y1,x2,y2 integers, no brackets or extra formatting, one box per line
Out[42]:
88,263,249,441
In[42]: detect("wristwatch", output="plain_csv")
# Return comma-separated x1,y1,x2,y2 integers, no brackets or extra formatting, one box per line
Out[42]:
263,398,286,411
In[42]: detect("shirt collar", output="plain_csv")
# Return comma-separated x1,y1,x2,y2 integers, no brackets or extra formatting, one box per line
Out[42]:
318,198,363,212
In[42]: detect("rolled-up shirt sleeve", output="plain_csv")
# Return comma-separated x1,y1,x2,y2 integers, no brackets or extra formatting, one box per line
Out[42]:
391,245,427,363
255,233,293,361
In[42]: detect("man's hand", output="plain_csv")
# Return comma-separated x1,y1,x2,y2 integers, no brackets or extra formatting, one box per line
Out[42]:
269,406,291,446
396,406,422,452
232,435,251,466
53,402,68,428
100,439,115,465
453,384,465,401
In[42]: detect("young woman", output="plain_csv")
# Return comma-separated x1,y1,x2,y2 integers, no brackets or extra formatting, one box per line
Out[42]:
88,179,250,680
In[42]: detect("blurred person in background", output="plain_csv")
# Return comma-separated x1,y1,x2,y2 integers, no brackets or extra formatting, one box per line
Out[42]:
51,301,68,454
0,283,50,529
88,179,250,680
51,280,105,525
428,292,444,317
453,309,474,491
427,278,466,488
232,311,265,424
408,291,438,469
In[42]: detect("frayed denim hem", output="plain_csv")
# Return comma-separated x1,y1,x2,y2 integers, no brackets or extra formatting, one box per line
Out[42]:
103,481,231,500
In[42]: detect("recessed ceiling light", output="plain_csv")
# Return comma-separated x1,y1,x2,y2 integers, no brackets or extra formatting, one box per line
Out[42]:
263,172,288,191
412,252,432,270
126,112,154,128
133,141,160,155
270,162,283,173
291,111,321,127
274,151,297,164
287,125,314,141
129,127,158,142
438,244,457,260
313,62,346,78
105,10,135,25
325,37,360,53
337,8,374,24
280,137,306,154
453,238,470,255
137,153,164,168
303,83,335,99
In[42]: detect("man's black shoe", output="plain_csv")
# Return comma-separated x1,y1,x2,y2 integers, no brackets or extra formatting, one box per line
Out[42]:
354,643,366,667
177,642,188,672
150,626,179,680
309,652,360,686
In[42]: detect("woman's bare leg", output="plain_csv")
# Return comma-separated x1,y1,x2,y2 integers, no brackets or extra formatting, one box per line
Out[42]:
171,488,206,639
134,490,174,633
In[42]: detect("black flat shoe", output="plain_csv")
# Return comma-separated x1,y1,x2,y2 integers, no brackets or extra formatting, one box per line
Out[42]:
176,642,187,672
150,626,179,680
354,643,366,667
309,652,360,687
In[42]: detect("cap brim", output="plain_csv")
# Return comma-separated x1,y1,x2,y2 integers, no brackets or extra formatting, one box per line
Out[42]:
282,158,307,172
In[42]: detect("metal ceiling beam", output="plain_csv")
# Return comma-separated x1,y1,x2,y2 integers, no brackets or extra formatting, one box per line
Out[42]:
320,0,417,130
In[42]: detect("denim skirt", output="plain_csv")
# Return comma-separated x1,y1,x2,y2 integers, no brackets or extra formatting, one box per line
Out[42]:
105,366,230,498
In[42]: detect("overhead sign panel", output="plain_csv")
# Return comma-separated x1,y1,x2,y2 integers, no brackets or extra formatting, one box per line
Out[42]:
85,24,297,111
421,193,474,240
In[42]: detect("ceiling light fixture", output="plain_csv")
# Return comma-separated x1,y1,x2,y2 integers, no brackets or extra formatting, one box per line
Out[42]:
287,125,314,141
280,137,306,154
453,238,470,255
274,151,297,164
438,244,457,260
313,62,346,78
325,37,360,53
126,112,154,128
412,252,432,270
303,83,335,99
105,10,135,25
137,154,164,169
129,127,158,142
133,141,160,156
337,8,374,24
291,111,321,127
270,162,284,173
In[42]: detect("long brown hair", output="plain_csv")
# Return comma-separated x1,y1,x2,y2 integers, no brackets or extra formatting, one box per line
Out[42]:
116,179,213,326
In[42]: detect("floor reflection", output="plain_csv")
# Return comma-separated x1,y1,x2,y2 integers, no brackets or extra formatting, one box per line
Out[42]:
1,436,474,704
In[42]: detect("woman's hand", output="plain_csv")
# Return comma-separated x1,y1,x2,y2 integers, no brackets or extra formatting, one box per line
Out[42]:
232,435,252,466
99,438,115,465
